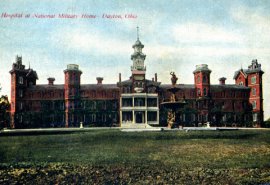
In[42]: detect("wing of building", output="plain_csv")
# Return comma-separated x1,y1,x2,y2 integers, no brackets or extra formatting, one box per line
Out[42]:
9,36,264,128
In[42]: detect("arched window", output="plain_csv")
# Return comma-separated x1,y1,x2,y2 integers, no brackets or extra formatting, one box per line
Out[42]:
19,76,24,84
197,89,201,96
251,76,256,84
197,76,201,84
252,88,256,96
252,101,256,109
203,88,207,96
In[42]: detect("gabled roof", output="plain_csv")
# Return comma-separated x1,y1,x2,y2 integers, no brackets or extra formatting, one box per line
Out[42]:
233,69,247,80
233,60,264,79
26,69,38,79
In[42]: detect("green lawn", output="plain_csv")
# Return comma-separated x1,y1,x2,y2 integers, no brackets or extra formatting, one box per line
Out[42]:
1,129,270,184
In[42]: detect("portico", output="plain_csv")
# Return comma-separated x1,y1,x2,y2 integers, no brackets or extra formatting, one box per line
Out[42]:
120,93,159,127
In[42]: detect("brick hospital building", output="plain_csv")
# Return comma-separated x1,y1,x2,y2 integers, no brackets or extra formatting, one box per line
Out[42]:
9,36,264,128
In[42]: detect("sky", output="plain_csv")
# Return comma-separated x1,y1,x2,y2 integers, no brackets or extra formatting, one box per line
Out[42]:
0,0,270,119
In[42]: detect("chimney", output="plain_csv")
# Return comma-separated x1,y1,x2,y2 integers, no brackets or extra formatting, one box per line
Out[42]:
119,73,121,83
155,73,157,82
96,77,103,84
219,77,226,85
47,77,55,85
152,78,154,81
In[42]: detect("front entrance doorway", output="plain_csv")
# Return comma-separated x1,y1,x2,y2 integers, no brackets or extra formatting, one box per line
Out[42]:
135,112,144,124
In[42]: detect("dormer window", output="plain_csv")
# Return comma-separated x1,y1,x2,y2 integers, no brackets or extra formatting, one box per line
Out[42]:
239,81,243,86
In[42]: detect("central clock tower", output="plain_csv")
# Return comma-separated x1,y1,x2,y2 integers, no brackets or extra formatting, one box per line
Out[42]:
130,27,146,93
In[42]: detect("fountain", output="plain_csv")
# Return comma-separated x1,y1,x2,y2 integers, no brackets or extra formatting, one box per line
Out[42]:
161,72,187,129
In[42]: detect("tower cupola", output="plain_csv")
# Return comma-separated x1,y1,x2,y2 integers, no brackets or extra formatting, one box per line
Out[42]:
131,27,146,72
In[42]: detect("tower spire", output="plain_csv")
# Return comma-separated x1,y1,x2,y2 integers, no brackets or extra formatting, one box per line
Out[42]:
136,26,139,40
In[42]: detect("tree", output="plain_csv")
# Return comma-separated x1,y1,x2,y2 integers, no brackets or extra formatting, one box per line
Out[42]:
0,95,10,129
263,117,270,128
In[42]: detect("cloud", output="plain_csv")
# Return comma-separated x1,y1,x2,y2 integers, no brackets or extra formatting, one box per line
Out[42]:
171,22,243,44
51,24,132,56
230,5,270,47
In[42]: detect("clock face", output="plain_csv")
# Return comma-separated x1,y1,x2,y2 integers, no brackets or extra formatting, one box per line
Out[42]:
135,60,140,66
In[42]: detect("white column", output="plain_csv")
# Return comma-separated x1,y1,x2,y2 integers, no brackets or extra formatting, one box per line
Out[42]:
157,97,159,124
120,97,122,126
120,111,122,126
157,111,159,124
133,110,135,124
145,95,147,108
132,96,135,123
145,110,148,124
145,95,148,125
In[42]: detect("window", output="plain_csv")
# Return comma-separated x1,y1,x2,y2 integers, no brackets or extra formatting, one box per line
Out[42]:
203,88,207,96
252,88,256,96
191,114,195,122
253,113,257,121
203,76,207,83
102,101,106,109
252,101,256,110
182,114,186,122
239,81,243,86
113,101,118,109
198,114,202,122
135,98,145,107
71,114,74,122
91,101,96,110
19,89,23,97
251,76,256,84
19,76,23,84
197,76,201,83
222,114,226,122
91,114,96,122
20,102,23,110
242,102,247,109
102,114,106,122
197,89,201,96
61,102,65,110
112,91,116,98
